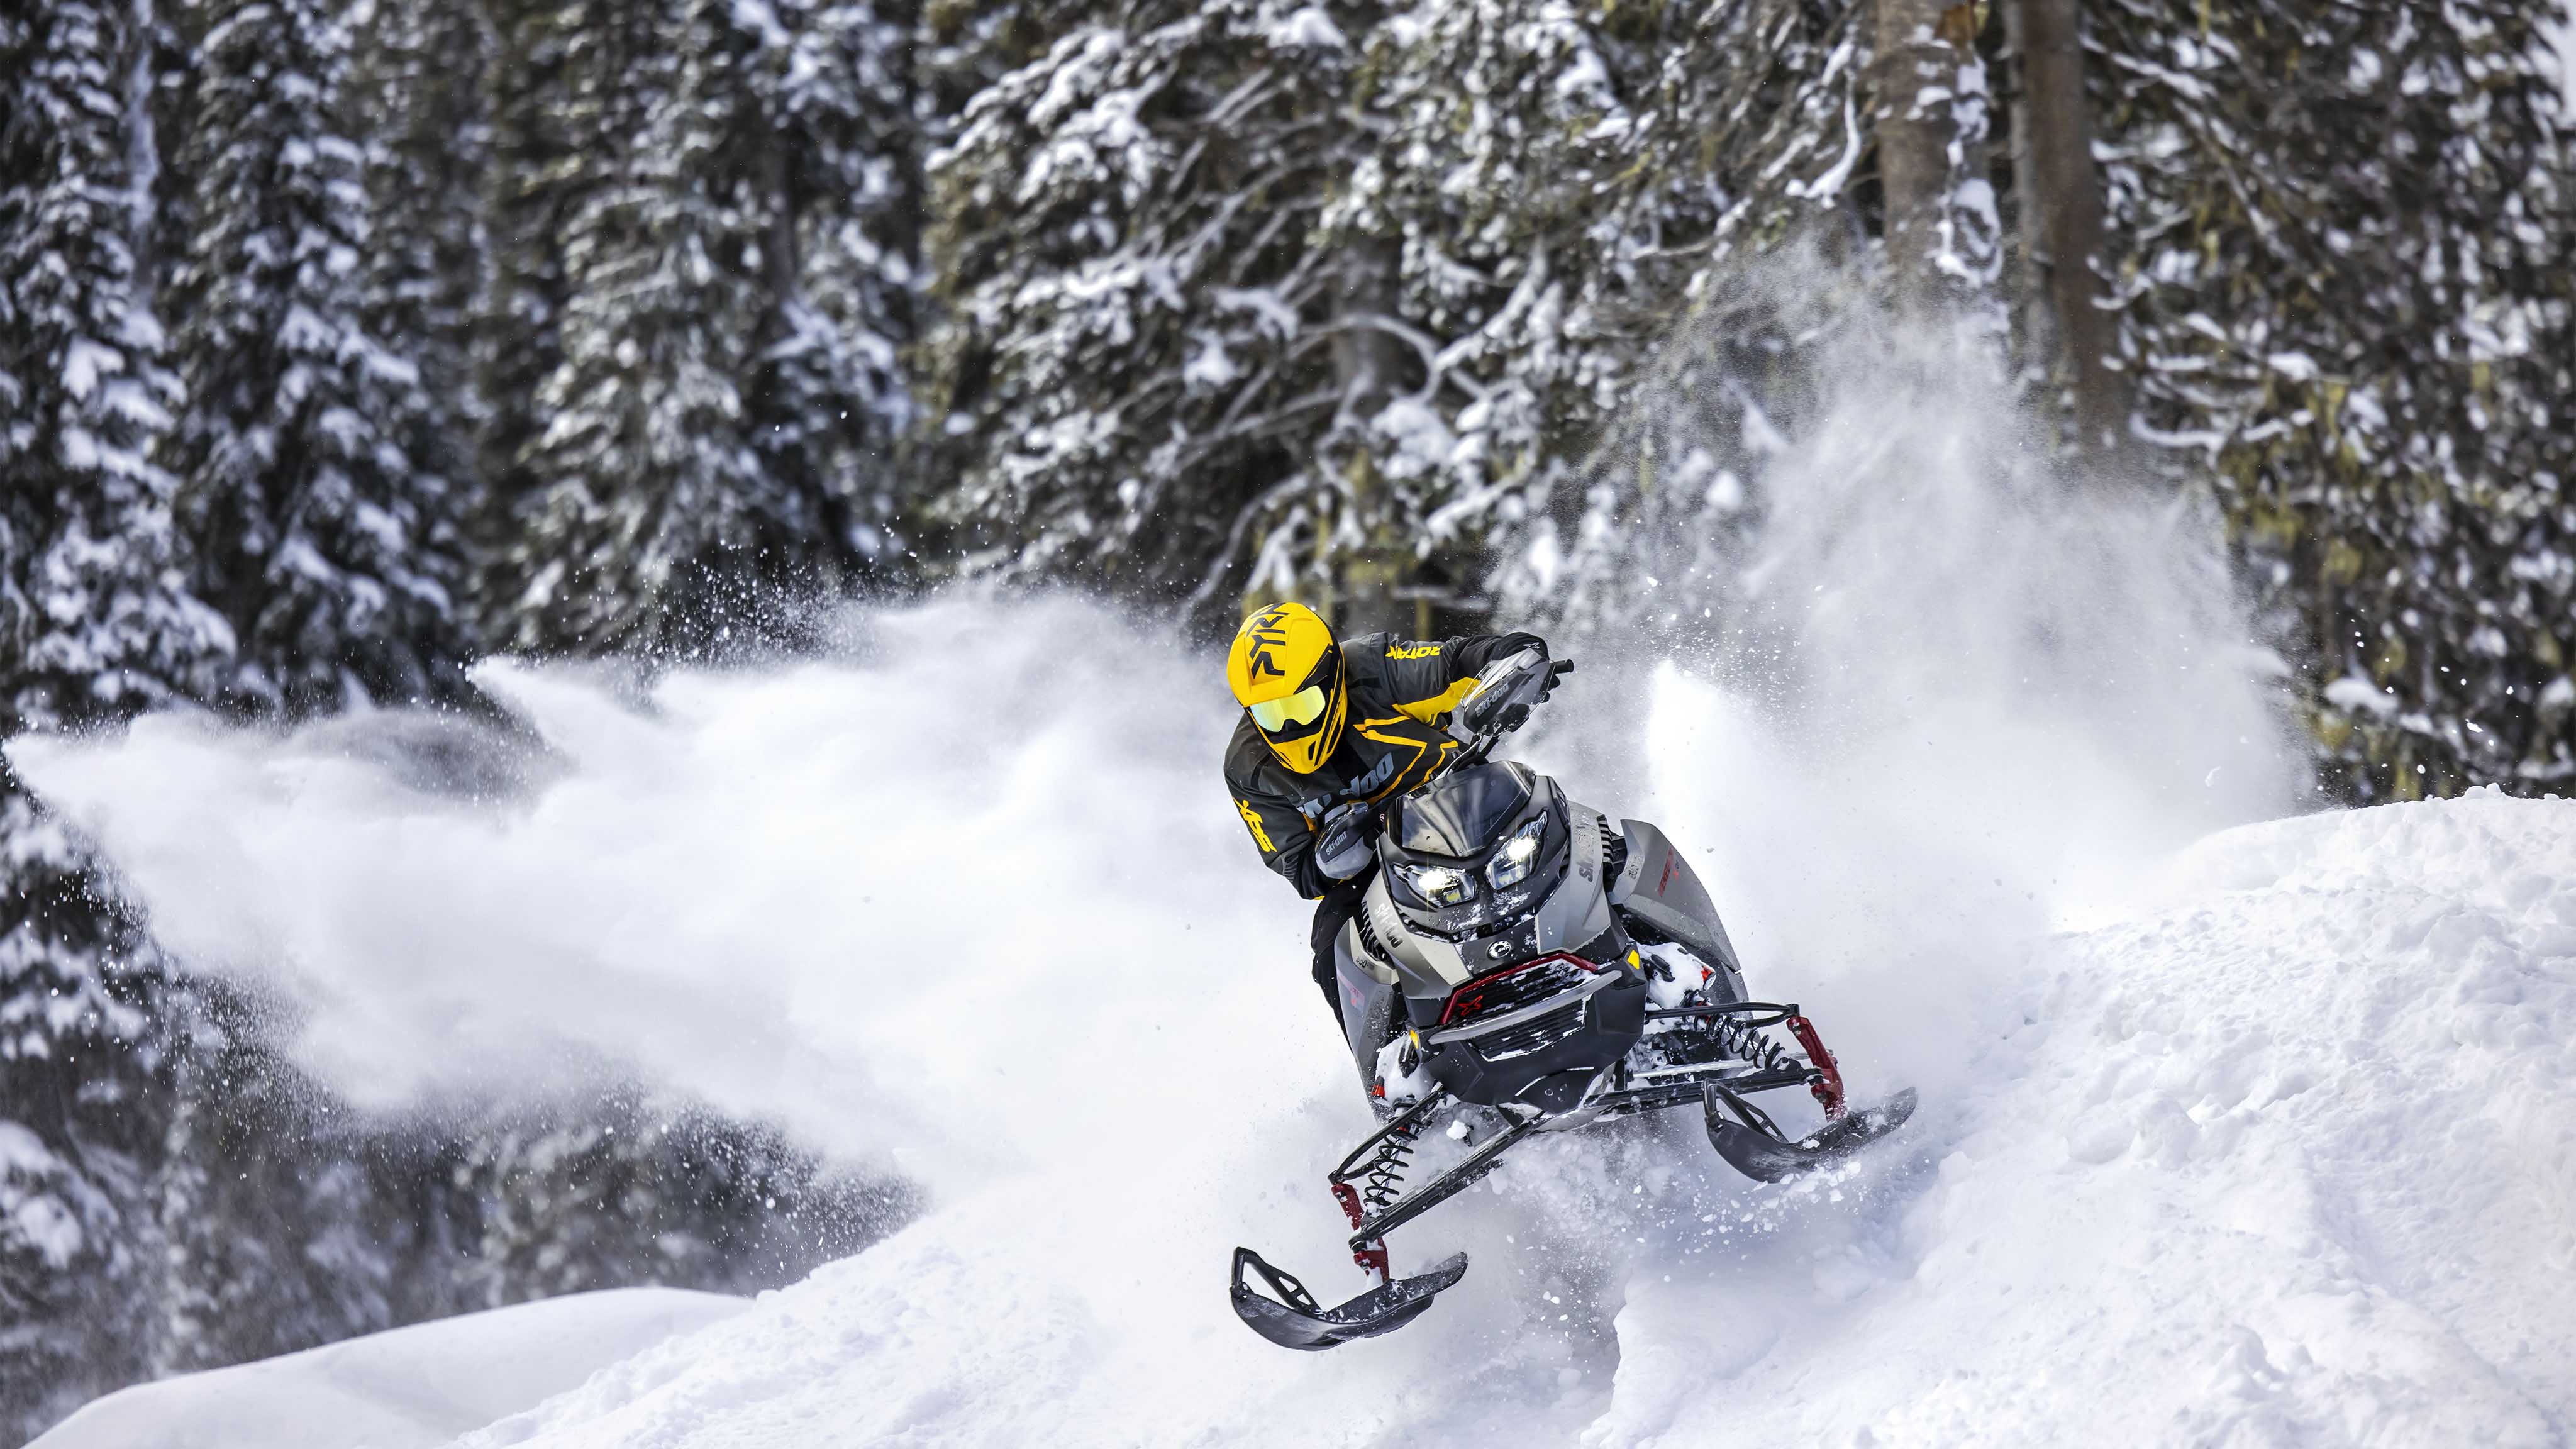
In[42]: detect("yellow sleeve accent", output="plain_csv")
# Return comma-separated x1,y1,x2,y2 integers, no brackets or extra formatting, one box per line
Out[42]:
1235,797,1278,854
1352,723,1456,801
1394,675,1478,725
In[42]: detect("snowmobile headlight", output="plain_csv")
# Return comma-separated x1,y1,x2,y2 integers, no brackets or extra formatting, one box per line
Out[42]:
1484,817,1547,889
1396,862,1474,908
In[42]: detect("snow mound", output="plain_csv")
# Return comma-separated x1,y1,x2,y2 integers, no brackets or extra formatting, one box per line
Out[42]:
30,1289,745,1449
445,791,2573,1447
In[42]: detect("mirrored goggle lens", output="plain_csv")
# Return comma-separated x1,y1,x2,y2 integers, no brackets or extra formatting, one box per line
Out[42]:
1249,686,1328,733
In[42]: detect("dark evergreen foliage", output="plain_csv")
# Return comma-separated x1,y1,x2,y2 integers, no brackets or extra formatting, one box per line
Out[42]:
474,0,920,655
150,989,919,1377
918,0,1368,618
350,0,497,634
160,0,471,714
2093,0,2575,801
0,4,231,1431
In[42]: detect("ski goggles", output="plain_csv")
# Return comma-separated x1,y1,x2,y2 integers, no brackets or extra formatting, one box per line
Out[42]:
1248,685,1330,734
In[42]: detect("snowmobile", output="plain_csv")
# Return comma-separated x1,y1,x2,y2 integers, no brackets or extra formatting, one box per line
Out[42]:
1229,651,1918,1350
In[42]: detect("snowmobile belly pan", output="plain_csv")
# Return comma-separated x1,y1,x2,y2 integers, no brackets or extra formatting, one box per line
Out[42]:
1228,1247,1469,1351
1424,971,1647,1111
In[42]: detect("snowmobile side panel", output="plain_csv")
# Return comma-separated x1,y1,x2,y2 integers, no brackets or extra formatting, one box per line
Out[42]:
1527,797,1614,963
1332,932,1404,1096
1228,1248,1469,1350
1354,875,1451,987
1611,818,1746,998
1702,1085,1919,1182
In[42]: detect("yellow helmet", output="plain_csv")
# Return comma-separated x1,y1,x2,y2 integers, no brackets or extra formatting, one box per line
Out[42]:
1228,602,1346,774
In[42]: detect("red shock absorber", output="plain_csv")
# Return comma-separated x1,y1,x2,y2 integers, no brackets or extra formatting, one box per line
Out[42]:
1328,1182,1392,1285
1784,1014,1846,1121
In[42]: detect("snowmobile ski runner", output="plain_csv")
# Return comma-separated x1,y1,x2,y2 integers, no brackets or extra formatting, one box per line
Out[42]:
1228,650,1918,1349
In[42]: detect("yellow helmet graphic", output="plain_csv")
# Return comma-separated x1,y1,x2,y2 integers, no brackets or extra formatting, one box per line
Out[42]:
1228,602,1345,774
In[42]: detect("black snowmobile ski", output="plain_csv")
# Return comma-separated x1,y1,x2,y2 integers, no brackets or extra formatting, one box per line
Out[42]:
1224,1092,1496,1352
1702,1083,1920,1182
1229,1247,1469,1351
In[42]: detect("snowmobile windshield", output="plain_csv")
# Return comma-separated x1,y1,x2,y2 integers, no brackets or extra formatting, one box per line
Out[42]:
1394,763,1533,858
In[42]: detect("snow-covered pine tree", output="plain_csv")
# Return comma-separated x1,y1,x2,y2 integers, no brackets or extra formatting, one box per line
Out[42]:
476,0,757,653
470,0,586,613
921,0,1999,636
2093,0,2576,798
738,0,922,598
152,982,404,1373
0,2,233,1434
1491,248,1868,640
348,0,496,601
1479,0,1916,630
450,1097,918,1302
924,0,1665,631
1298,0,1689,631
477,0,920,656
158,0,470,716
1333,0,2001,635
919,0,1365,624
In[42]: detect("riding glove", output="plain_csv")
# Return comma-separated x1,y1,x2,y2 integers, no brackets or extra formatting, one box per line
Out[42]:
1313,802,1375,881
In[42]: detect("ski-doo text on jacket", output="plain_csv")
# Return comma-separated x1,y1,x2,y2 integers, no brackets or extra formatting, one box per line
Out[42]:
1224,631,1543,899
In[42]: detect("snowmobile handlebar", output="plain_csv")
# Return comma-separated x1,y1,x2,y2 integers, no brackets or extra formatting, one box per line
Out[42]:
1299,653,1565,840
1445,721,1511,774
1441,648,1568,775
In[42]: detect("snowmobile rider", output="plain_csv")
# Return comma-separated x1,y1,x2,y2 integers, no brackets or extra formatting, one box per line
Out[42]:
1223,601,1570,1017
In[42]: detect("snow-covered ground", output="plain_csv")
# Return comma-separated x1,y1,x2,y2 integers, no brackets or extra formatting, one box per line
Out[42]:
44,787,2570,1448
394,789,2557,1449
28,1288,743,1449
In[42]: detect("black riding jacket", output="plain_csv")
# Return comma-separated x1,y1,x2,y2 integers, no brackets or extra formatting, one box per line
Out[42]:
1224,631,1544,899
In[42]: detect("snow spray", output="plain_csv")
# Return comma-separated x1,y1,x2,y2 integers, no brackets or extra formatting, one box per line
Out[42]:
1518,260,2305,1109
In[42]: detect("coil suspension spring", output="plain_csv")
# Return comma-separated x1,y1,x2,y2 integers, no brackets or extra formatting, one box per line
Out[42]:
1328,1092,1452,1285
1352,1118,1421,1214
1704,1011,1801,1079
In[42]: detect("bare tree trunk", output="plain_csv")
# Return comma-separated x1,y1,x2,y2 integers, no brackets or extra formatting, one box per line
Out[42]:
1870,0,1962,311
2010,0,2129,452
2001,0,2055,366
1325,236,1416,636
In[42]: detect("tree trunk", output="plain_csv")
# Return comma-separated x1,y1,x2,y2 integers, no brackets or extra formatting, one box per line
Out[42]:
2010,0,2129,452
1870,0,1963,311
1325,236,1416,636
2001,0,2055,364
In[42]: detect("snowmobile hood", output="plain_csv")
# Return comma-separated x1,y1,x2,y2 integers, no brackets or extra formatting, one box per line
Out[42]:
1392,763,1534,858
